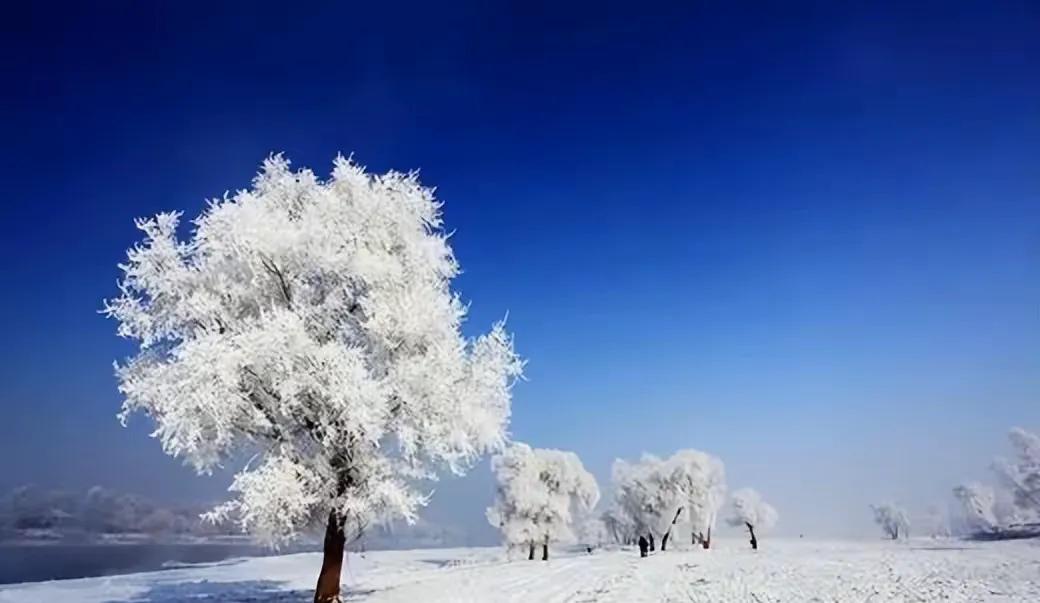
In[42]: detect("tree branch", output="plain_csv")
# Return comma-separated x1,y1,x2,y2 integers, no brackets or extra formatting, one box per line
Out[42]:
259,254,293,309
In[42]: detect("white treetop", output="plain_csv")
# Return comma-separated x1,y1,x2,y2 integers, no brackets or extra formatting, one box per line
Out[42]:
870,503,911,540
486,444,600,549
105,155,524,545
952,482,999,533
726,488,778,532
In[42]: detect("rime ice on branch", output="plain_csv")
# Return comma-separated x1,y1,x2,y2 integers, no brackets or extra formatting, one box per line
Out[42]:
104,155,523,602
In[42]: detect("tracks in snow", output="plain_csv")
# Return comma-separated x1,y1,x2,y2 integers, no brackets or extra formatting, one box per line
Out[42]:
355,550,712,603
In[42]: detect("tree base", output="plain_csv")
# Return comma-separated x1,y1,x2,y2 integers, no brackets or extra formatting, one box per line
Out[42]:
314,512,346,603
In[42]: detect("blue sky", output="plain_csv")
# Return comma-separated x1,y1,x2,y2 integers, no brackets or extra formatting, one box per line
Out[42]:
1,1,1038,540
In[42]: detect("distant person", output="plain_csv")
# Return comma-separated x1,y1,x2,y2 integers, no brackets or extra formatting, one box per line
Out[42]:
638,535,649,558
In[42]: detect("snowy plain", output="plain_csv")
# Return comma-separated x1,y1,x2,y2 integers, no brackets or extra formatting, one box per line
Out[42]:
1,538,1039,602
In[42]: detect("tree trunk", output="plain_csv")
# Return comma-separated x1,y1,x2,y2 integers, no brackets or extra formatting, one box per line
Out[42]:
314,511,346,603
528,542,535,560
746,522,757,550
701,526,711,549
661,507,682,552
542,542,549,561
647,533,655,551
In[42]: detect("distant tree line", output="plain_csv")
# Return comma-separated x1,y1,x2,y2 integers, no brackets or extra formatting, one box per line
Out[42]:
870,426,1040,542
0,485,237,541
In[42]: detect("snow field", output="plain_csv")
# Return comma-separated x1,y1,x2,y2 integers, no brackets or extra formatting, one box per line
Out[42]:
2,538,1038,602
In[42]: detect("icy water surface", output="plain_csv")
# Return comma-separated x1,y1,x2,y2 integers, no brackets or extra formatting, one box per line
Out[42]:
0,543,300,584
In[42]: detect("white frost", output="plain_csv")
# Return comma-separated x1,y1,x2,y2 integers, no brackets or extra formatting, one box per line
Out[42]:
104,155,524,546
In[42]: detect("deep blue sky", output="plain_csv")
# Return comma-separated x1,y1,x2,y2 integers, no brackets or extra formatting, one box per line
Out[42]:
1,1,1038,540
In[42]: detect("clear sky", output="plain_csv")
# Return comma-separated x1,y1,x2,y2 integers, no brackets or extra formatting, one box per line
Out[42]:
1,1,1038,541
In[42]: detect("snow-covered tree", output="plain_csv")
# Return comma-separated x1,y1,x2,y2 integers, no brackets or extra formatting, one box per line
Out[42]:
870,503,910,540
671,451,727,549
610,449,726,551
104,155,524,602
725,488,778,549
576,516,609,552
990,427,1040,518
920,505,950,539
486,444,599,560
600,505,639,545
952,483,999,534
611,455,672,551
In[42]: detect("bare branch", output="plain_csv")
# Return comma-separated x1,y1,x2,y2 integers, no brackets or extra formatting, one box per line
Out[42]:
259,254,293,309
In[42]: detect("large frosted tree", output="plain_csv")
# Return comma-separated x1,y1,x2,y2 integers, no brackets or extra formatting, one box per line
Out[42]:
953,482,999,534
611,455,669,551
104,155,523,603
610,449,726,551
671,450,727,549
991,427,1040,518
486,444,600,560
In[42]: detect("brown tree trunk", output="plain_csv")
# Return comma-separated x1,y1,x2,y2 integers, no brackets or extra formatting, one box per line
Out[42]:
528,542,535,560
701,526,711,549
314,511,346,603
746,522,757,550
542,542,549,561
647,533,655,551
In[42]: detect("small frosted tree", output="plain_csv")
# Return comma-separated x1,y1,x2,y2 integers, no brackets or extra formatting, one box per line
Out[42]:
921,505,950,539
104,155,523,603
486,444,600,561
726,488,778,549
953,483,999,534
871,503,911,540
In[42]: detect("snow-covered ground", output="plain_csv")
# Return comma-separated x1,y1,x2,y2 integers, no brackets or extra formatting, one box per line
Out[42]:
2,538,1039,602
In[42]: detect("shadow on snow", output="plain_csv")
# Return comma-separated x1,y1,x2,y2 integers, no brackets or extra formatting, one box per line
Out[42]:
101,580,377,603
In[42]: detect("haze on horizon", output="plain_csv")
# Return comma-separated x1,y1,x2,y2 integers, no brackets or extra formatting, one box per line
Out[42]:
1,1,1037,545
